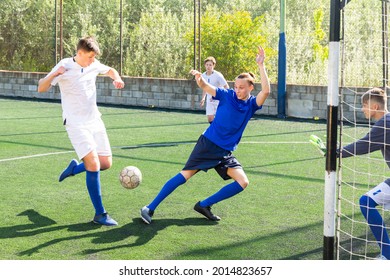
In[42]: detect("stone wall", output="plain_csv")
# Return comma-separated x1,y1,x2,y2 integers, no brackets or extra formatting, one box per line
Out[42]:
0,70,370,122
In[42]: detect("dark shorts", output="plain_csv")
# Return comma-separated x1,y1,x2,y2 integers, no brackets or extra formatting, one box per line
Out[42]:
183,135,242,180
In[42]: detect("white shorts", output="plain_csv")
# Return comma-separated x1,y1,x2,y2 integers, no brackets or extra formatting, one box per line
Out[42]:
65,118,112,160
366,182,390,210
205,97,219,116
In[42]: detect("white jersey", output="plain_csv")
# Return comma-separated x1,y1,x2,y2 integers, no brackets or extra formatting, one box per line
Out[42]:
202,70,228,103
202,70,227,90
47,57,110,125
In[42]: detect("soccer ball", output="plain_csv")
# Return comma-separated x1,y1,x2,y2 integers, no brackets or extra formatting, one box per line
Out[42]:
119,166,142,189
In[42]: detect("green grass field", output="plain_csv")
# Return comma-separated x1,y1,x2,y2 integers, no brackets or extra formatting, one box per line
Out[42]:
0,97,374,260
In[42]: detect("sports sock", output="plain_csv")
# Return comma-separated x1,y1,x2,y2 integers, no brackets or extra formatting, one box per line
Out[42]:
200,181,244,207
360,195,390,258
73,162,86,175
148,173,186,211
86,171,105,215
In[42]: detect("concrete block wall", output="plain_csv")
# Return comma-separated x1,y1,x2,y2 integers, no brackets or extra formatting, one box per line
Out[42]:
0,70,370,122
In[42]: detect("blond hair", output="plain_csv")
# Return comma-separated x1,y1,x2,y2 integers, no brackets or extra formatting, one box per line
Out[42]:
204,56,216,65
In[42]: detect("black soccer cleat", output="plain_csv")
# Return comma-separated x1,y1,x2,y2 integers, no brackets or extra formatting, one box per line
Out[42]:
140,206,154,224
194,201,221,221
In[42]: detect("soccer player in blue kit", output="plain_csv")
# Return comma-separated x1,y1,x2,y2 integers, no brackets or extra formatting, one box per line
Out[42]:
141,46,270,224
38,36,125,226
312,88,390,259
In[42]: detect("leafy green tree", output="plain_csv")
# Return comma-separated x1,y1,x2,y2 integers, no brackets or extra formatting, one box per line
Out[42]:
197,8,275,81
0,0,55,71
124,3,192,77
61,0,121,69
312,8,328,63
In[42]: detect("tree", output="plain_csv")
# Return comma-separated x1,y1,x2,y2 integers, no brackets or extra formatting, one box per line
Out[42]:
197,8,275,81
0,0,55,71
124,3,192,77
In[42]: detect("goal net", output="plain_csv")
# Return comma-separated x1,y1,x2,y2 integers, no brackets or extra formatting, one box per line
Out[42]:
337,0,390,260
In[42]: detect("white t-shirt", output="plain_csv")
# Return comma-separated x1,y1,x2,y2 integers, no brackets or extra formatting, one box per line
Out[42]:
201,70,228,103
47,57,110,125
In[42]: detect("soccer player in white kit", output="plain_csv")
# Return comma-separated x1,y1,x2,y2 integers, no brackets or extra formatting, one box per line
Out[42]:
38,36,125,226
199,57,229,123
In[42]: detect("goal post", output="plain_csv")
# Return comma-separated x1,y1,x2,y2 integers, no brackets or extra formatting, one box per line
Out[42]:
323,0,342,260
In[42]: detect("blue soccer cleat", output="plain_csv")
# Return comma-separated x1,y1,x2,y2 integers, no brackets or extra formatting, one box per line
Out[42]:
59,159,78,182
93,213,118,226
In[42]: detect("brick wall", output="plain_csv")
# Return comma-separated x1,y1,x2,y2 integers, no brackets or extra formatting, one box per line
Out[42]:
0,70,370,122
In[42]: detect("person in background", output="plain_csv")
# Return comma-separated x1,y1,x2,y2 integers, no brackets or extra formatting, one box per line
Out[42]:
200,56,229,124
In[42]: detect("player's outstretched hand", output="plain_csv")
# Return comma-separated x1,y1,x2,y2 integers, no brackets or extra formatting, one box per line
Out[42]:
256,46,265,65
309,134,326,156
113,79,125,89
190,69,201,78
190,69,202,86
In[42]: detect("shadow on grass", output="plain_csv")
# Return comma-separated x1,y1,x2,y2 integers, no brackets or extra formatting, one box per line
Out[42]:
3,209,382,260
0,209,96,241
3,210,216,257
81,217,217,255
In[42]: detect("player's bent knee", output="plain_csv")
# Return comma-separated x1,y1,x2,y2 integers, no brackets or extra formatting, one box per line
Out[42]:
83,158,101,172
99,156,112,170
100,162,112,170
85,164,100,172
237,178,249,189
180,170,196,181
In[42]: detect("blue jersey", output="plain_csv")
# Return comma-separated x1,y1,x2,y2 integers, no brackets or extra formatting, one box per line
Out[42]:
203,88,262,151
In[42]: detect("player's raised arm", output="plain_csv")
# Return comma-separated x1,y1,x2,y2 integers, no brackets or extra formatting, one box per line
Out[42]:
37,66,66,93
107,68,125,89
190,69,217,97
255,46,270,107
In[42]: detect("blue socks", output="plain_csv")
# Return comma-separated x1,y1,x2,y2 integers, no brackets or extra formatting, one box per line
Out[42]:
73,162,86,175
148,173,186,211
86,171,105,215
147,175,244,211
200,181,244,207
360,195,390,258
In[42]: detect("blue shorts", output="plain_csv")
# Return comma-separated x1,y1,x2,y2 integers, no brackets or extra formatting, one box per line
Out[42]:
183,135,242,180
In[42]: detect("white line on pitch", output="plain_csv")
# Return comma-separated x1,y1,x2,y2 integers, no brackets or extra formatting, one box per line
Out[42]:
0,151,73,162
0,141,309,163
241,141,308,144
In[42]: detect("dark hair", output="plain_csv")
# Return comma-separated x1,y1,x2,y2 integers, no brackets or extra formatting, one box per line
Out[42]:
361,87,387,109
77,36,101,55
236,72,255,86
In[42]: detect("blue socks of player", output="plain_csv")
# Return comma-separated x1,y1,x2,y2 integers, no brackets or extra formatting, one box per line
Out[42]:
147,175,244,212
200,181,244,208
148,173,186,211
73,162,86,175
360,195,390,258
86,171,105,215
